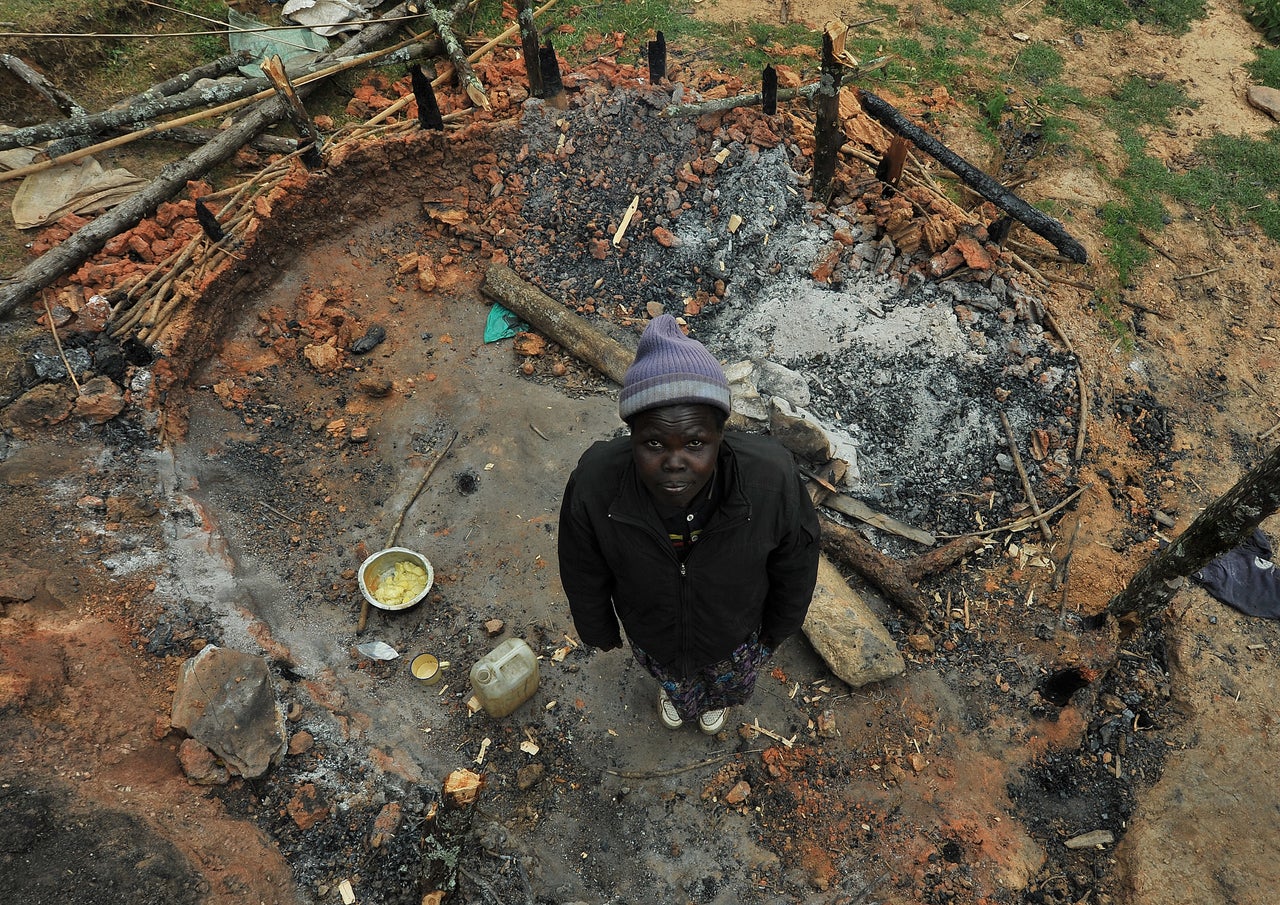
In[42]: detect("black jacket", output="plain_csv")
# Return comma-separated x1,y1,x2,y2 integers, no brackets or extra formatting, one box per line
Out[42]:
558,432,820,677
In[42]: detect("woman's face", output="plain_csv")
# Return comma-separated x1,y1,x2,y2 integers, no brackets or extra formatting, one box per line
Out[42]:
629,404,724,509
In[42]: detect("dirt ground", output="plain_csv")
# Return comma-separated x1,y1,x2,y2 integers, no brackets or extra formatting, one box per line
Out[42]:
3,1,1280,904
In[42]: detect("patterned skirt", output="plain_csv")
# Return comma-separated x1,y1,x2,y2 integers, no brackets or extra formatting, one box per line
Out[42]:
630,634,774,723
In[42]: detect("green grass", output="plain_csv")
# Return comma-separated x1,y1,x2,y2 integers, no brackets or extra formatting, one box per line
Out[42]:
944,0,1005,15
1089,77,1198,281
1246,46,1280,86
1012,43,1064,86
1046,0,1206,31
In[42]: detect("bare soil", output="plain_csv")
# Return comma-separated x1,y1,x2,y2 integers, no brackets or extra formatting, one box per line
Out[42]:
3,2,1280,905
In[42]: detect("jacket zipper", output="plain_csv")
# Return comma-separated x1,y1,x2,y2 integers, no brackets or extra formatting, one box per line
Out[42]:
610,507,752,678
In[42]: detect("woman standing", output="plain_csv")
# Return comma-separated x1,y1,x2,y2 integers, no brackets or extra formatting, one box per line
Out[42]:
558,315,820,734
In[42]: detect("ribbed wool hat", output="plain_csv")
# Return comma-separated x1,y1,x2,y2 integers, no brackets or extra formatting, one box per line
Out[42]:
619,315,731,421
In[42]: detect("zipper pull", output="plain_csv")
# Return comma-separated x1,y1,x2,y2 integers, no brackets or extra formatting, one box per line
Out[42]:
680,562,686,577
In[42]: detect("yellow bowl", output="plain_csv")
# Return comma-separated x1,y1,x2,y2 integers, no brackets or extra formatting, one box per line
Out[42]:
358,547,434,612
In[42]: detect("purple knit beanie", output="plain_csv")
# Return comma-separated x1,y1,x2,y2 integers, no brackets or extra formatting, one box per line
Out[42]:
619,315,731,421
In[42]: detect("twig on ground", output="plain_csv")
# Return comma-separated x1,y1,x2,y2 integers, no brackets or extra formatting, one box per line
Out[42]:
936,485,1091,540
1000,411,1053,541
41,292,81,394
1175,265,1224,281
605,748,766,779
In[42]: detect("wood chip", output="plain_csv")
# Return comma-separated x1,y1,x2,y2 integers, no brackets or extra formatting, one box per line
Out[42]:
1064,829,1114,849
338,879,356,905
612,195,640,246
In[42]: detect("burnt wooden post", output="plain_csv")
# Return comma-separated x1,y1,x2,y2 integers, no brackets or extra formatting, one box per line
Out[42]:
411,65,445,130
648,31,667,84
1108,443,1280,624
516,0,543,98
540,39,568,110
260,55,324,168
762,65,778,115
193,199,225,242
856,88,1088,263
811,31,844,204
875,135,909,187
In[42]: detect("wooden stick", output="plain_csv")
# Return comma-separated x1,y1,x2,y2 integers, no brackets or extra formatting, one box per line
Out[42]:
261,55,325,167
803,469,936,546
663,81,820,117
41,293,81,394
1115,295,1171,319
1000,410,1053,542
935,484,1089,539
359,431,457,633
1174,265,1224,281
1073,357,1090,463
605,748,765,779
481,264,635,382
819,517,932,623
812,30,844,202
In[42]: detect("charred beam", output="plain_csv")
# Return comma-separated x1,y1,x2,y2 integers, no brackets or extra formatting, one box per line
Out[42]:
481,264,634,383
856,88,1089,263
516,0,543,98
762,65,778,116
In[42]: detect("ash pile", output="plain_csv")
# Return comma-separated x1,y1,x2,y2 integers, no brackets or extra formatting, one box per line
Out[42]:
502,73,1080,538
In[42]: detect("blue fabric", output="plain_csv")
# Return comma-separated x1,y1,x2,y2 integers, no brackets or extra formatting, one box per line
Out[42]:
1192,528,1280,619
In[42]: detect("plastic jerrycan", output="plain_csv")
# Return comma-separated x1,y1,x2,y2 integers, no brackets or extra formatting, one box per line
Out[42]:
469,638,539,717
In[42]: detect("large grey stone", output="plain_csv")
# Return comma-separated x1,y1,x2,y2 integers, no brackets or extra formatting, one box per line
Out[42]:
725,360,770,428
1247,85,1280,121
803,555,905,687
171,645,286,779
755,359,811,408
769,397,833,463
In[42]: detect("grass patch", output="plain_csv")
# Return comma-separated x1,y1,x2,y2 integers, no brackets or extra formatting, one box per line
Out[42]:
1046,0,1206,31
1184,131,1280,240
1105,74,1195,130
1092,294,1136,351
944,0,1005,15
1244,0,1280,42
1012,43,1064,86
1246,46,1280,85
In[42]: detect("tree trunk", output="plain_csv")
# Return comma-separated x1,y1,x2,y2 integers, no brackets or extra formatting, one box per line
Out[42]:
481,264,635,383
0,4,413,321
0,54,84,117
856,88,1089,264
424,0,490,110
1107,443,1280,622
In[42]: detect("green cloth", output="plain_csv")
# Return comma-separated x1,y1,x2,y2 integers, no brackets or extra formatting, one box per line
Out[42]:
228,8,329,78
484,304,529,343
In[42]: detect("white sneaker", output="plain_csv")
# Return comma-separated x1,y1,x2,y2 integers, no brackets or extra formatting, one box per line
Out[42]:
698,708,727,735
658,689,683,729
